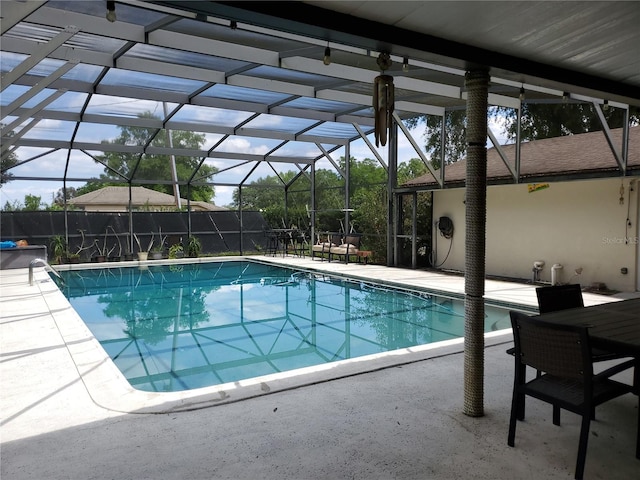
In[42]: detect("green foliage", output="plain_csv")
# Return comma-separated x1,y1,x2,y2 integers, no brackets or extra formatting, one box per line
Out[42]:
187,235,201,257
0,129,18,187
23,194,43,211
406,104,640,169
49,235,67,263
2,200,21,211
76,112,217,203
52,187,78,208
168,243,184,259
405,110,468,166
234,155,433,264
492,103,639,142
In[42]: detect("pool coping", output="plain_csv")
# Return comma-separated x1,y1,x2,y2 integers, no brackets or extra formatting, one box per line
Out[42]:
38,256,517,414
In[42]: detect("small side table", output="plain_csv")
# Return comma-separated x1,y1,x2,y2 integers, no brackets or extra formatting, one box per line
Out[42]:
356,250,372,264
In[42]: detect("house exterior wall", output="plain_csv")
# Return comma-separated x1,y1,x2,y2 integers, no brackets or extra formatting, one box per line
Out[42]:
431,177,639,292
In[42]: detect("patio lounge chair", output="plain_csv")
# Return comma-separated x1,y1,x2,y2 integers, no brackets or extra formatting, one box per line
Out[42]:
329,233,362,264
508,310,637,480
311,232,341,261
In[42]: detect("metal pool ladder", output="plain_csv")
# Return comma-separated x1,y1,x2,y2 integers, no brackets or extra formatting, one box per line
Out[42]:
29,258,62,286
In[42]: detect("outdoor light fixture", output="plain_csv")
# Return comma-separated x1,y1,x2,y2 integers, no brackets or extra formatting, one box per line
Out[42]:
230,20,237,30
402,57,409,72
106,1,116,22
603,99,609,111
373,52,394,147
519,87,525,102
323,45,331,65
562,92,569,103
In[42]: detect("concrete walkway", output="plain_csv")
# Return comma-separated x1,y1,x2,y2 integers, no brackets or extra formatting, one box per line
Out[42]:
1,257,638,479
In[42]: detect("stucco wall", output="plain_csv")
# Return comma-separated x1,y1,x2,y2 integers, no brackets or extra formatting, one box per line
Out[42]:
432,177,639,292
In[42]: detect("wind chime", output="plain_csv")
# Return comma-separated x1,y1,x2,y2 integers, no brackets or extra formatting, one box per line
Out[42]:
373,52,394,147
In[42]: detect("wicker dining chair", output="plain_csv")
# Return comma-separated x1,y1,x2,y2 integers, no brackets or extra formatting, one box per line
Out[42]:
508,311,637,480
536,284,629,362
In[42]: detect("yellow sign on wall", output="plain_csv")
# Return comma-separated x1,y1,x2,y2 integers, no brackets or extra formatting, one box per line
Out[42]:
528,183,549,193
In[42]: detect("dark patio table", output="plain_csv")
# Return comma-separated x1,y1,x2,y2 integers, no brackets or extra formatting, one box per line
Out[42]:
532,298,640,358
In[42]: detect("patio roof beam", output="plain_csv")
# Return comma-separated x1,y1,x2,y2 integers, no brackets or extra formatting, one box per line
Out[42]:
393,111,442,187
0,0,45,34
487,127,518,182
315,144,345,178
0,25,80,92
592,101,627,174
351,122,387,172
0,59,78,119
0,89,66,137
0,118,41,155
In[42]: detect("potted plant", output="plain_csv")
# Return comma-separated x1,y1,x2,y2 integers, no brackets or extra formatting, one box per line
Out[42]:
68,229,92,263
168,243,184,259
134,233,154,261
187,235,201,258
92,232,115,263
149,227,167,260
49,235,67,264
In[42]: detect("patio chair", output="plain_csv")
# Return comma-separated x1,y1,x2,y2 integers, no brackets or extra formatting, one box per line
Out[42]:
508,311,637,480
311,232,341,261
329,233,362,263
507,284,632,388
536,283,632,361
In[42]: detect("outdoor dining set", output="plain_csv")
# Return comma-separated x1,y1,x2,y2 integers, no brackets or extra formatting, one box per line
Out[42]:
507,284,640,479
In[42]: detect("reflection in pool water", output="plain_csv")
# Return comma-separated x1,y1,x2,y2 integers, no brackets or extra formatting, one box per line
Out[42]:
54,261,511,392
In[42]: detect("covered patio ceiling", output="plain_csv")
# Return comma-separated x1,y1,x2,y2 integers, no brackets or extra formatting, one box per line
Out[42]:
2,1,639,199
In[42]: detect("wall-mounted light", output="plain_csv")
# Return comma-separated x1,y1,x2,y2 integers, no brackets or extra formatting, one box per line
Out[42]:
230,20,237,30
519,87,525,102
323,45,331,65
106,1,116,23
603,99,609,111
402,57,409,72
562,92,569,103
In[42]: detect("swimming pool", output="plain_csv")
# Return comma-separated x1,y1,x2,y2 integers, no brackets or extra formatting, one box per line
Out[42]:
54,260,512,393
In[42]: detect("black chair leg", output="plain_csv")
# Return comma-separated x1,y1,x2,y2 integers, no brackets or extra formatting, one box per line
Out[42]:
636,394,640,459
575,415,591,480
508,391,520,446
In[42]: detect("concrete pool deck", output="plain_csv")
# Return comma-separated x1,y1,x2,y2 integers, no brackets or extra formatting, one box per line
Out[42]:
1,256,639,479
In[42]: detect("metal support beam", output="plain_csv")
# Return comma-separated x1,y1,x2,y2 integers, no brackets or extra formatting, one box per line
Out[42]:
592,101,628,175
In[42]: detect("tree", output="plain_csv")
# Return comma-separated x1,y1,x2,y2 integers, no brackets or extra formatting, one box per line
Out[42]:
409,103,639,166
2,200,21,211
78,112,217,203
405,110,468,166
494,103,639,142
0,128,18,187
52,187,78,208
23,194,43,211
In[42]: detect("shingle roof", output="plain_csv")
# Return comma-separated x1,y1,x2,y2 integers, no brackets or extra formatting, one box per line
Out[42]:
404,127,639,188
68,186,226,211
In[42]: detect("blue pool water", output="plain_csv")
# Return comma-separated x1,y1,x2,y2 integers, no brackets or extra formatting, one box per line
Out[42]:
54,260,511,392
